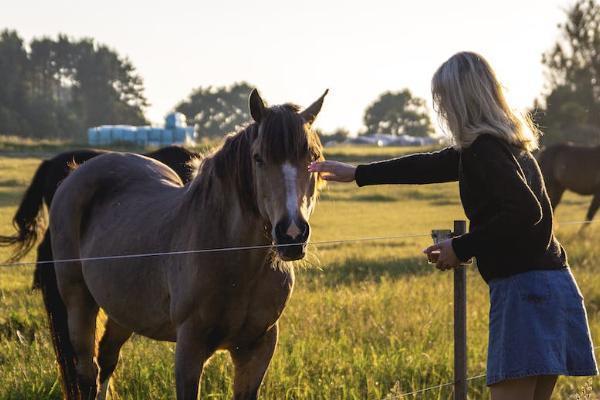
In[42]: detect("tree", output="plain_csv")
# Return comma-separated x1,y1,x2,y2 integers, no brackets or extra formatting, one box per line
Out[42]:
321,127,350,144
536,0,600,145
73,39,148,130
362,89,434,137
175,82,253,138
0,30,30,135
0,30,149,139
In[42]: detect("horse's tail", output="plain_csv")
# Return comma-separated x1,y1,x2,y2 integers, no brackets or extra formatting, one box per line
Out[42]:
38,246,80,400
0,159,51,261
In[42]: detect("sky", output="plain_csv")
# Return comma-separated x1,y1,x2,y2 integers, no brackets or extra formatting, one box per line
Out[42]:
1,0,570,134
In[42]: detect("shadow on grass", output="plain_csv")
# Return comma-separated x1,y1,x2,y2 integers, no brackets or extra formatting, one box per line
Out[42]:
430,199,461,206
298,256,435,289
0,179,26,187
0,190,24,208
318,189,458,206
319,193,398,202
560,198,591,206
402,189,448,201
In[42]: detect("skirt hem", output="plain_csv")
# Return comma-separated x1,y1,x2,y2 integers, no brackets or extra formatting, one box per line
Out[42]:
487,368,598,386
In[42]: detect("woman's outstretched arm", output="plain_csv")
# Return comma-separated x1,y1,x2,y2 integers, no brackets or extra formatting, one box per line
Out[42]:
308,147,460,185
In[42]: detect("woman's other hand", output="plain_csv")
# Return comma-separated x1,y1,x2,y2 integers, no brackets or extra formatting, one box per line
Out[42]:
308,161,356,183
423,238,461,271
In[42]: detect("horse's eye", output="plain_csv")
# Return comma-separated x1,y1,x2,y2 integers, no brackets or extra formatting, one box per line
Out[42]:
253,154,264,165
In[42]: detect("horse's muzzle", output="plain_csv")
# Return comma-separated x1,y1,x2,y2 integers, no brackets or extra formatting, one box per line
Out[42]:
274,218,309,261
277,242,307,261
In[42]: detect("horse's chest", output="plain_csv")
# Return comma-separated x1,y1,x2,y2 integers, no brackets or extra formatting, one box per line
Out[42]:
217,267,294,347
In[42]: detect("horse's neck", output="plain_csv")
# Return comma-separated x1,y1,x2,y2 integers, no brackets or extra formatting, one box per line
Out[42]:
180,174,271,259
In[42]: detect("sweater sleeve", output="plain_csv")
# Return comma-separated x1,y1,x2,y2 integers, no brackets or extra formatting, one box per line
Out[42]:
354,147,460,186
451,136,543,262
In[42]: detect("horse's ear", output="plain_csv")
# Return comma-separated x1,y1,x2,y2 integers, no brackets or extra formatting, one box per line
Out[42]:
249,89,266,123
301,89,329,125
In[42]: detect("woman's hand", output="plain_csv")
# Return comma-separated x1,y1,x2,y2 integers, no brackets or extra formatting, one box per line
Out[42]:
308,161,356,183
423,238,461,271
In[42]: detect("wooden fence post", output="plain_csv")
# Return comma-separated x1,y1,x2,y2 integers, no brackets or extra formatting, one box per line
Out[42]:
453,220,467,400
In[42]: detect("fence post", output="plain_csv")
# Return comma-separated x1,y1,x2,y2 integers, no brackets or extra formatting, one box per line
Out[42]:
453,220,467,400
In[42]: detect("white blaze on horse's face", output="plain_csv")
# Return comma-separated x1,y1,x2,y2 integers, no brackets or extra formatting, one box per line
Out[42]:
281,162,301,237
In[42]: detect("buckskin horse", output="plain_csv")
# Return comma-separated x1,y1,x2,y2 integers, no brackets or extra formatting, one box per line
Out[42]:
46,89,327,399
538,142,600,228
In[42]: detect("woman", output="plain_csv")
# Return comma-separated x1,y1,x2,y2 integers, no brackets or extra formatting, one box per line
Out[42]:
309,52,597,399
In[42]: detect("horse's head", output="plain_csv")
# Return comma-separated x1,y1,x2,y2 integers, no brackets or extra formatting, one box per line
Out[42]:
248,89,327,261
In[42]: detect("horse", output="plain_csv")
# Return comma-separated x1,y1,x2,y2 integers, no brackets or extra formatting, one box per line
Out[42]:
46,88,327,400
0,145,200,286
538,142,600,227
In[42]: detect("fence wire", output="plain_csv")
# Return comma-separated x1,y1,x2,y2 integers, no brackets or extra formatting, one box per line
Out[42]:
0,232,431,268
0,218,597,268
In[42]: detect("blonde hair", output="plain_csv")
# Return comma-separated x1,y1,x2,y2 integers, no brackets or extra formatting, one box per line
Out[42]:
431,51,540,151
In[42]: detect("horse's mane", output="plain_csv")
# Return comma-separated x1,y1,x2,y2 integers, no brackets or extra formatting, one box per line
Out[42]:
190,103,323,215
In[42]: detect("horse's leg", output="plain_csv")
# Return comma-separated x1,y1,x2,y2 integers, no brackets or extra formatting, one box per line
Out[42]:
96,318,132,400
582,192,600,230
547,182,565,211
61,282,100,400
230,324,278,400
175,323,213,400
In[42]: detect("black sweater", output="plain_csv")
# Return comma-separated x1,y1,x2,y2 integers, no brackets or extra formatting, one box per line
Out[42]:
354,134,568,283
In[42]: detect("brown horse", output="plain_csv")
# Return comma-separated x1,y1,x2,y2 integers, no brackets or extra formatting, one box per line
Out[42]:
538,143,600,226
46,89,327,400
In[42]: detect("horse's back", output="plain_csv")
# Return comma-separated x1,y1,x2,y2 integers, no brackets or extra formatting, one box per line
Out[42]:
45,147,196,203
50,152,184,246
540,143,600,194
77,151,184,188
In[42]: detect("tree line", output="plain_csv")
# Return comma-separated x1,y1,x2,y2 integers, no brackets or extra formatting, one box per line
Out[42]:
1,0,600,144
0,31,148,139
533,0,600,145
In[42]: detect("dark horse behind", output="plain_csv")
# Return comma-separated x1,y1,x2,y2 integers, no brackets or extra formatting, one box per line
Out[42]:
538,142,600,226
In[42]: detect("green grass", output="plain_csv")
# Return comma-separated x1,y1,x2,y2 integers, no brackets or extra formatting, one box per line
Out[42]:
0,145,598,399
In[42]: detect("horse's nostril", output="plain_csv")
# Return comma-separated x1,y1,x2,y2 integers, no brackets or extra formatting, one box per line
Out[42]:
275,222,286,238
299,222,310,240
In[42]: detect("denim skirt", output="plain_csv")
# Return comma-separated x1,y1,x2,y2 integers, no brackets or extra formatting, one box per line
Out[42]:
487,268,598,386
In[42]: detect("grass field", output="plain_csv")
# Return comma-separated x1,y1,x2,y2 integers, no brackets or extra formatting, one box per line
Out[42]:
0,144,598,399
